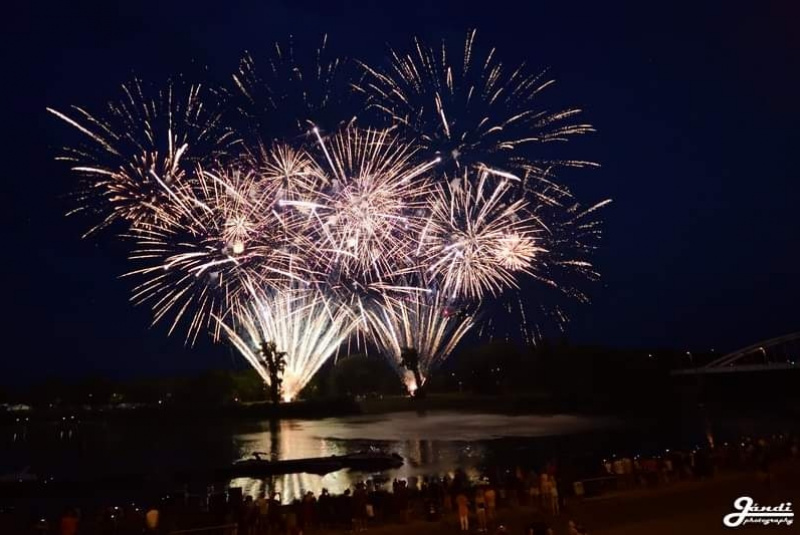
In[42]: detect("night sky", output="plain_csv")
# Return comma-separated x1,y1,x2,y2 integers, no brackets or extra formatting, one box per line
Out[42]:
4,1,799,384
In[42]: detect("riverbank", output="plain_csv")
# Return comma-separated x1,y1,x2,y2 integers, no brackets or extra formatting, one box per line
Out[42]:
0,392,653,426
6,387,800,426
329,460,799,534
0,397,362,425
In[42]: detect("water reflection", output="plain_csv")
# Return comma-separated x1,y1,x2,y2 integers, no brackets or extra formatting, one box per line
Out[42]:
229,418,354,501
233,419,349,461
2,411,615,502
230,471,353,502
226,412,612,502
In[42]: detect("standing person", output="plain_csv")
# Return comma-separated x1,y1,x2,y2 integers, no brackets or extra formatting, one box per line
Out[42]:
756,444,772,488
285,501,300,535
529,480,540,511
484,485,496,525
475,487,487,533
548,478,559,516
365,494,375,526
342,489,355,531
443,488,453,514
353,484,368,532
59,509,78,535
301,491,316,532
318,489,332,529
268,493,282,534
396,481,410,523
527,516,553,535
145,505,160,534
539,473,550,511
612,458,625,488
456,491,470,532
241,496,256,535
256,492,269,535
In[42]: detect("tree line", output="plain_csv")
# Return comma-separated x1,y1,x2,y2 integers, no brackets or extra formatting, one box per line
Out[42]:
0,341,699,411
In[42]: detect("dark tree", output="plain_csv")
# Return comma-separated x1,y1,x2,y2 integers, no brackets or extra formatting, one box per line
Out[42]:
230,369,269,402
328,353,405,397
400,346,425,398
259,341,287,404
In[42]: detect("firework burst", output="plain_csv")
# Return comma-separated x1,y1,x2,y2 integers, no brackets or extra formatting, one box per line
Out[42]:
49,34,608,400
420,166,544,300
248,142,323,202
48,79,237,234
306,127,438,280
124,166,310,344
356,29,595,175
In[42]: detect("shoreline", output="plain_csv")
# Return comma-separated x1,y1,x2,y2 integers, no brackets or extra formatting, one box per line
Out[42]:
0,393,619,426
4,392,797,428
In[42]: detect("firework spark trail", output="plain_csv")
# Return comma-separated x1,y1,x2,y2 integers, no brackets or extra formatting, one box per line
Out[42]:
352,29,607,351
49,35,609,399
528,197,612,299
48,79,238,235
419,166,545,300
294,126,447,354
246,143,325,202
477,193,611,344
232,35,356,138
217,285,357,402
366,291,477,392
308,127,439,281
355,29,596,174
124,166,312,344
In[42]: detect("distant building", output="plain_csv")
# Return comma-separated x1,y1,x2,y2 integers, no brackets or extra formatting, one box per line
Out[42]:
0,403,32,412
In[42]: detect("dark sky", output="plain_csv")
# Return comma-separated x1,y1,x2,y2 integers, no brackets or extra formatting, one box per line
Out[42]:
4,0,799,384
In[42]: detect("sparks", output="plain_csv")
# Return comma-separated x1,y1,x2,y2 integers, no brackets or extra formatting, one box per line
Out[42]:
49,35,608,400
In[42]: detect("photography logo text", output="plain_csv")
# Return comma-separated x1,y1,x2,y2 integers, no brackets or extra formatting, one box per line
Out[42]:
723,496,794,528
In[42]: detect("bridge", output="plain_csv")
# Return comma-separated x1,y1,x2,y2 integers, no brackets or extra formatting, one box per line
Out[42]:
671,332,800,375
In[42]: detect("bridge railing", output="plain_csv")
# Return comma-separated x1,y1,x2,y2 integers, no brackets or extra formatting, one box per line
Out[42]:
671,361,799,375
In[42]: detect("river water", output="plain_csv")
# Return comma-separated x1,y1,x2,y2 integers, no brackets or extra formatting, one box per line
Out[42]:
3,409,784,504
226,412,619,501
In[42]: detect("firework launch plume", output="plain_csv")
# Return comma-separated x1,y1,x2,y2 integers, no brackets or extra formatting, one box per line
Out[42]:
367,292,477,393
217,286,357,402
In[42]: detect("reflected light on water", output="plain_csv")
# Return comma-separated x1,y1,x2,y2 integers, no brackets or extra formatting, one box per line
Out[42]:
230,419,354,502
226,412,613,502
230,471,352,503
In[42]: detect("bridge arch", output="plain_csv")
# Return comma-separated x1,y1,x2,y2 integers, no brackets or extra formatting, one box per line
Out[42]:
673,332,800,375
